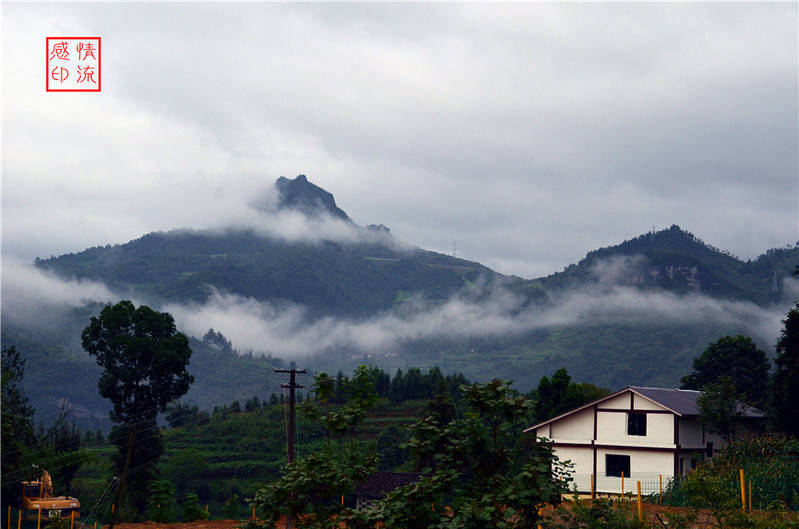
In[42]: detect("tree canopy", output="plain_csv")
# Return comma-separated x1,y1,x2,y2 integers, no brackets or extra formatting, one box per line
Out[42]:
82,300,193,513
532,368,608,423
681,335,769,408
696,376,743,442
352,379,570,529
1,345,36,513
82,300,194,424
771,303,799,436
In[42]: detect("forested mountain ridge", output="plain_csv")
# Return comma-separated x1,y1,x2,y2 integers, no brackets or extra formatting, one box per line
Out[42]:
533,224,798,305
36,174,797,312
35,177,500,317
5,175,798,429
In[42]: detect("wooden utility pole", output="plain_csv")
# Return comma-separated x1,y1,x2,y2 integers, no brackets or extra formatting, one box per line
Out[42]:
108,427,135,529
274,368,306,529
274,368,306,463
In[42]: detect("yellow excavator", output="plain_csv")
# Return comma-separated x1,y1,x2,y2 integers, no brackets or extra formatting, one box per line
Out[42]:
20,467,80,521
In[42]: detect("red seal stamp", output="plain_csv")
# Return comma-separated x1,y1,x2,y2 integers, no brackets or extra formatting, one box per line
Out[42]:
46,37,101,92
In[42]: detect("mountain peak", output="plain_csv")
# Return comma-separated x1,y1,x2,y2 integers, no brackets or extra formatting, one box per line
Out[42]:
273,174,351,221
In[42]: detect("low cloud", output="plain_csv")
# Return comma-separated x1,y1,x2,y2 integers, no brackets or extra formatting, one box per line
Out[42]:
1,259,117,325
2,256,787,359
164,273,785,359
210,205,408,250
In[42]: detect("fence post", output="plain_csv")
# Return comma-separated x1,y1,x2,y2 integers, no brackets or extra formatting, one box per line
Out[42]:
17,510,22,529
637,481,642,521
591,474,595,501
36,507,42,529
659,474,663,505
621,471,624,497
748,480,752,512
8,505,11,529
739,468,746,512
70,511,75,529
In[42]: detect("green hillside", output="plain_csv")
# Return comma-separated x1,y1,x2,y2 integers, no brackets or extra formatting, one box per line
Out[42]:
5,177,798,428
0,313,288,430
537,224,799,304
35,231,497,318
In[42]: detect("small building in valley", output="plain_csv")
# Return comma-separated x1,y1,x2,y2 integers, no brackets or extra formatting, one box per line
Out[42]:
524,386,764,495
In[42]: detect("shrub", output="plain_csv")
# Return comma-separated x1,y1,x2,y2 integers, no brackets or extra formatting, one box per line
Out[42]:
182,492,208,521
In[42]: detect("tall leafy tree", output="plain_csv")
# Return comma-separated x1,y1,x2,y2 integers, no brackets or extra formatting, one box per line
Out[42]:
532,368,608,422
353,379,571,529
82,300,193,513
681,335,769,408
1,345,36,519
696,376,743,442
771,303,799,436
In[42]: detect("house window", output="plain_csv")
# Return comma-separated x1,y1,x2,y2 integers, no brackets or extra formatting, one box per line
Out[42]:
627,413,647,436
706,442,714,458
606,454,630,477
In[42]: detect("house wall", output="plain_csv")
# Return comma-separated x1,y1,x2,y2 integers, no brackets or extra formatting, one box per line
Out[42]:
550,444,674,494
529,388,764,494
601,393,630,410
552,446,594,493
632,395,665,411
595,448,673,494
596,410,624,441
550,407,593,441
596,409,673,445
536,423,551,439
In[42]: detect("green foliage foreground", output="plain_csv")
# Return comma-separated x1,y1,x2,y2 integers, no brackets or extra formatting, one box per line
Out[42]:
664,435,799,512
253,369,572,529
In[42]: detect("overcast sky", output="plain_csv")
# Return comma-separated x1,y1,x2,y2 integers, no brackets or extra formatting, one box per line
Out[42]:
2,3,797,279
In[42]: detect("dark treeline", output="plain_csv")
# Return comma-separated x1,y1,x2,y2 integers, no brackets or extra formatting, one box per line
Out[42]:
165,365,470,427
1,346,96,512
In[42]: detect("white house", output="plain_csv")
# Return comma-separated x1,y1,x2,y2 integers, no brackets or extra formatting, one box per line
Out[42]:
524,386,764,495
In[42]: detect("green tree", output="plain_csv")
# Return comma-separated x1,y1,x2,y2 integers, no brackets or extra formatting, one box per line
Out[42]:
38,401,86,493
696,377,742,442
82,300,193,513
532,368,608,422
252,365,379,528
182,493,208,522
681,335,769,408
163,449,209,498
771,303,799,436
1,345,36,518
352,379,571,529
146,479,176,522
165,401,208,429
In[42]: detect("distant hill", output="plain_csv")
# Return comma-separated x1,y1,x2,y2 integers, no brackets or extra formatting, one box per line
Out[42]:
35,177,499,318
1,303,289,430
271,173,351,221
4,176,798,429
534,224,798,305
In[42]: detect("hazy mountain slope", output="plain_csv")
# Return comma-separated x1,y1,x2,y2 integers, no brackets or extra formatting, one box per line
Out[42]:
35,176,499,317
271,173,351,221
6,177,797,427
0,313,290,430
533,225,798,305
36,232,496,318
